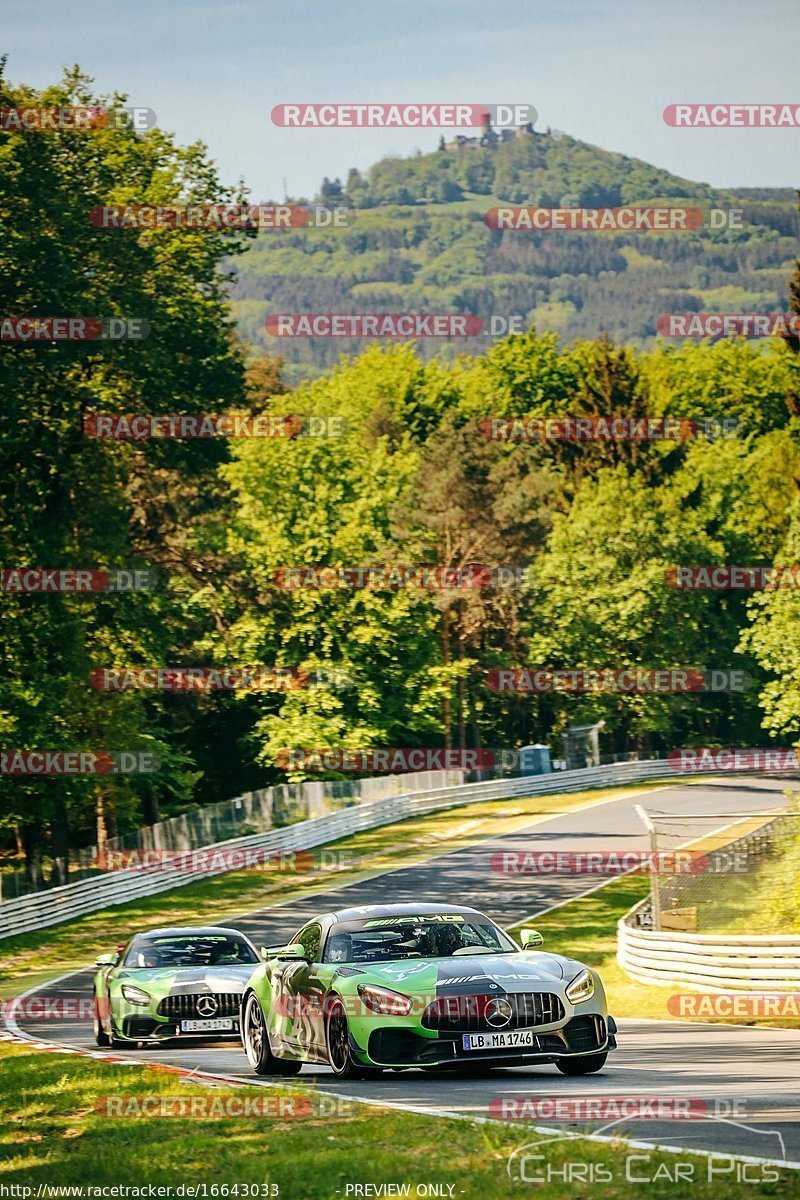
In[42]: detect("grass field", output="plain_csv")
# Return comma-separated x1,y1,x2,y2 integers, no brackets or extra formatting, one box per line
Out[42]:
0,1039,794,1196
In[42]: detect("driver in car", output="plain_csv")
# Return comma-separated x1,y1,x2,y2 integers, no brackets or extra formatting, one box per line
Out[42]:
434,922,464,956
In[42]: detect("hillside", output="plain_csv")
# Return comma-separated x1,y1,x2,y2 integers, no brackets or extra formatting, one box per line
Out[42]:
228,128,799,382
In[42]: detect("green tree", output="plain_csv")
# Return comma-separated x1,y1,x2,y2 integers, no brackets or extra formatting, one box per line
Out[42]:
0,65,247,879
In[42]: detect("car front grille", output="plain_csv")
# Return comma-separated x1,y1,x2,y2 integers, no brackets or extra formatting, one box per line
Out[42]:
156,992,241,1019
422,991,564,1033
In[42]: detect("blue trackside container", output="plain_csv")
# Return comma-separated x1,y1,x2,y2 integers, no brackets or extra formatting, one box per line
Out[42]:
520,743,552,775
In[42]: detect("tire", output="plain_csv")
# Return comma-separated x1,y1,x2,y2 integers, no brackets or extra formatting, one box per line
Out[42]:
325,997,375,1079
243,993,302,1076
556,1050,608,1075
93,997,110,1047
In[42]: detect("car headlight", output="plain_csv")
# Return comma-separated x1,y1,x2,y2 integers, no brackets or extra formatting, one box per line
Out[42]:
565,969,595,1004
121,984,151,1007
357,984,413,1016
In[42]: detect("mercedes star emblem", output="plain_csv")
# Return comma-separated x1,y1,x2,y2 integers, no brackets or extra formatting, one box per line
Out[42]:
484,996,513,1029
196,994,219,1017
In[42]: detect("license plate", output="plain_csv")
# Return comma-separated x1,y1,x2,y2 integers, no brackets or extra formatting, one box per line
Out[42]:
180,1018,234,1032
462,1030,537,1051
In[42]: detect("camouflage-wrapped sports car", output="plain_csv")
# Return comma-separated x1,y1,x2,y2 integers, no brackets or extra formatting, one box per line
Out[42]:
93,926,260,1047
241,903,617,1077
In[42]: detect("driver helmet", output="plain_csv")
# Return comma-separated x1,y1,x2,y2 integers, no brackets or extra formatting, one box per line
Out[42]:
436,923,464,956
326,934,352,963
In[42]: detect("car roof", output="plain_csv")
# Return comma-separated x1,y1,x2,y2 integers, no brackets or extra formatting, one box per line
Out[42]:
130,926,248,939
327,903,483,924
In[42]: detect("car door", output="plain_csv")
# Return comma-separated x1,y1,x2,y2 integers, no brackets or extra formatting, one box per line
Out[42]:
280,923,327,1054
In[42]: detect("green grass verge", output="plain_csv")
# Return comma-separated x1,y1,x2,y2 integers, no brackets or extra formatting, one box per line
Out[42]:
0,780,677,992
0,1040,795,1195
507,875,800,1029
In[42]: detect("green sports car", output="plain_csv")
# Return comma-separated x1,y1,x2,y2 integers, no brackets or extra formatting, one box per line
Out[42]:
93,926,260,1047
241,902,617,1078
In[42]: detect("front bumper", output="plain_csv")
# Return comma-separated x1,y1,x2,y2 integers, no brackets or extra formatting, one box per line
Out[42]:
113,988,244,1042
363,1014,615,1068
117,1016,241,1041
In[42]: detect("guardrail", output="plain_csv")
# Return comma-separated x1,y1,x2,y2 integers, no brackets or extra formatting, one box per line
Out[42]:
618,898,800,991
0,758,678,940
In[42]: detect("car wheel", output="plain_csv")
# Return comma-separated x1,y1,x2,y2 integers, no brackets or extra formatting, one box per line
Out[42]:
243,993,302,1076
326,997,375,1079
93,998,110,1047
556,1051,608,1075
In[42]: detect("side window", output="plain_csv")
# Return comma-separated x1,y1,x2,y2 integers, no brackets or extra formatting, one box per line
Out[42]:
295,923,322,963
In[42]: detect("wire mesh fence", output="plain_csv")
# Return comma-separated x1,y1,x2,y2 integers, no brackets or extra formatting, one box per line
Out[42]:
632,799,800,933
0,767,465,901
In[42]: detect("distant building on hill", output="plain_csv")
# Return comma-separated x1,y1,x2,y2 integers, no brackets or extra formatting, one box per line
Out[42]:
443,117,539,152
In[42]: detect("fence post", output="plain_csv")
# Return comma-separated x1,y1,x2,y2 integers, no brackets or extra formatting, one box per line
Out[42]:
635,803,661,931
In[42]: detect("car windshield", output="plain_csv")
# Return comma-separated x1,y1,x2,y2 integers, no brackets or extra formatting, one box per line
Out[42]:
322,914,517,963
123,934,258,968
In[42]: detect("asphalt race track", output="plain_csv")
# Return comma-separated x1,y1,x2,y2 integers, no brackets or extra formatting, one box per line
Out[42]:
10,775,800,1168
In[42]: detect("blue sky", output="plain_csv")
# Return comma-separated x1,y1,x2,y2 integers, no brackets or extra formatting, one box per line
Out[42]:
5,0,798,200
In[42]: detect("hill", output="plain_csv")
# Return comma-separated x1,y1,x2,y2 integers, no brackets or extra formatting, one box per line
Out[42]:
228,128,799,382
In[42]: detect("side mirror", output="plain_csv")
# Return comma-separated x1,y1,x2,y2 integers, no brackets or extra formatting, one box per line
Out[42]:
520,928,544,949
261,944,297,961
276,943,309,961
95,952,116,967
